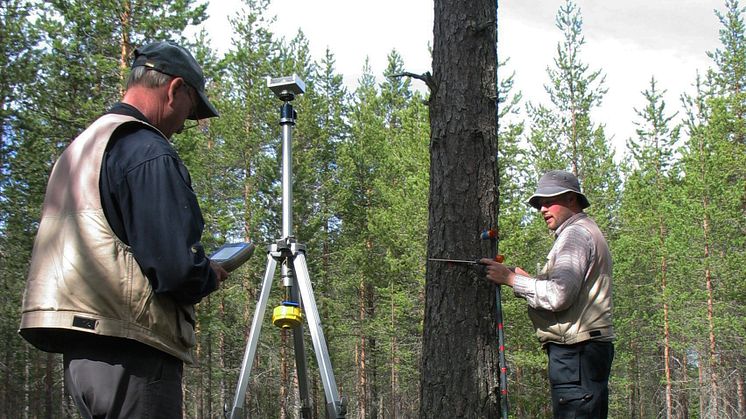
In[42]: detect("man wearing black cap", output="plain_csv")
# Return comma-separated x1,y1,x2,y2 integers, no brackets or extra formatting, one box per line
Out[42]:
19,41,227,418
482,170,614,418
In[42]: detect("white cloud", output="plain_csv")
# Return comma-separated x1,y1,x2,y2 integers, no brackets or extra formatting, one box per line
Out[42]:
201,0,433,88
500,0,721,158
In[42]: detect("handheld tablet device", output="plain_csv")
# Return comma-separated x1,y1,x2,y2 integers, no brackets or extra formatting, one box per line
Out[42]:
210,242,255,272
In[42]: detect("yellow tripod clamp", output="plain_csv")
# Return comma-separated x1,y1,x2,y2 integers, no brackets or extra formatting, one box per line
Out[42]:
272,301,303,329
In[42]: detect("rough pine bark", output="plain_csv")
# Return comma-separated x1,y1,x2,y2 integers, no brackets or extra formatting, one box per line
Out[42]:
420,0,500,417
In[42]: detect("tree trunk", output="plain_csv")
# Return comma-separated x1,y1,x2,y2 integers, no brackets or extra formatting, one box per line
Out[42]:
420,0,500,417
357,278,368,419
663,282,673,419
698,353,705,419
1,343,7,416
44,353,54,419
118,0,131,95
390,281,400,419
704,259,719,416
280,331,288,419
702,202,719,417
634,342,641,419
219,295,227,417
204,290,212,411
678,350,689,419
737,367,745,419
660,225,673,418
196,326,204,418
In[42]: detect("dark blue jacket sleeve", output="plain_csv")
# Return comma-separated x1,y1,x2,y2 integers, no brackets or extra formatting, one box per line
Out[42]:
122,155,217,304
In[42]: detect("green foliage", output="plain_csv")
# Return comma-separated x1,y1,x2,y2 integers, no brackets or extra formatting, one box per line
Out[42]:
613,76,685,417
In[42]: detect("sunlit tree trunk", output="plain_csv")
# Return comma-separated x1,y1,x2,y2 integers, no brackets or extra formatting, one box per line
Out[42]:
658,157,673,418
118,0,131,94
219,296,227,416
195,325,204,418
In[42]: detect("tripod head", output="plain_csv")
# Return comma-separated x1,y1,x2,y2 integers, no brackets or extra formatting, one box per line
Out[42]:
267,74,306,102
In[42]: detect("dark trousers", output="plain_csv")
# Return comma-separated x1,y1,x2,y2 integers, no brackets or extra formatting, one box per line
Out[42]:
63,336,183,419
546,341,614,419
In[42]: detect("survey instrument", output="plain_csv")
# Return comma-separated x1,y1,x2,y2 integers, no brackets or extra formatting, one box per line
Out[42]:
210,242,255,272
227,75,346,419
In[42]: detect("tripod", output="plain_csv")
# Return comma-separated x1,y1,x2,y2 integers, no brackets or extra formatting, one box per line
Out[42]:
228,75,346,419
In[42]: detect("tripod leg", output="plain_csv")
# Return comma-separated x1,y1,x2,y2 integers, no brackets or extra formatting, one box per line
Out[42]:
288,279,313,418
228,252,278,419
292,252,345,419
292,325,313,418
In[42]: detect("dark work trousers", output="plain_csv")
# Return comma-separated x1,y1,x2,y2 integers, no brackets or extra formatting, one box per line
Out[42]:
63,336,183,419
546,340,614,419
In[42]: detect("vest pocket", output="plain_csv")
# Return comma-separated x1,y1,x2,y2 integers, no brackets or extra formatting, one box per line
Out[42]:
176,305,197,348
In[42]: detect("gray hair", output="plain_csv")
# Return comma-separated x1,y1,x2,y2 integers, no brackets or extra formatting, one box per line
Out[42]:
126,66,174,90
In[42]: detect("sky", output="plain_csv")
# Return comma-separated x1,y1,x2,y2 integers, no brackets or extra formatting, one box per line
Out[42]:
199,0,726,159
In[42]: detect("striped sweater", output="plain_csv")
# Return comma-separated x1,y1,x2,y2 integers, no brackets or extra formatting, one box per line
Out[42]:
513,213,614,345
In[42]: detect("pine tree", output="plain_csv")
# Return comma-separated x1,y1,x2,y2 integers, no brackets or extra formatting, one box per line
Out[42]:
678,1,746,416
615,77,683,418
334,60,388,418
373,51,429,417
526,0,620,234
420,0,501,416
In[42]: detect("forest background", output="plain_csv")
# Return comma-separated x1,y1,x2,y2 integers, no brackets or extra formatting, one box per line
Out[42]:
0,0,744,418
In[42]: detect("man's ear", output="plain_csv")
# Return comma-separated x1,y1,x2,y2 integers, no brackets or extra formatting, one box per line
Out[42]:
172,77,187,90
165,77,183,104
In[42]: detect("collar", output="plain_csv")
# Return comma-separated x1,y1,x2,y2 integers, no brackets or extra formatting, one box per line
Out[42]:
554,212,587,237
107,102,152,125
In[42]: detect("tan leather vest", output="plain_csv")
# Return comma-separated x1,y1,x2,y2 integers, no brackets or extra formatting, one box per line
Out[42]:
19,113,196,363
529,215,614,346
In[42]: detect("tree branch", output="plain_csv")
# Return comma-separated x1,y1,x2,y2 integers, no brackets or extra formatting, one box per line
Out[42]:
391,71,437,95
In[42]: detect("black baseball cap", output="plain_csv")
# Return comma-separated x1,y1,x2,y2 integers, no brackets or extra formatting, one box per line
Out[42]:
131,41,219,120
528,170,590,209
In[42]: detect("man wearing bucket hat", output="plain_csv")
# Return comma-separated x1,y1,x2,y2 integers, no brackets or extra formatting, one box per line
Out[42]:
482,170,614,418
19,41,228,418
